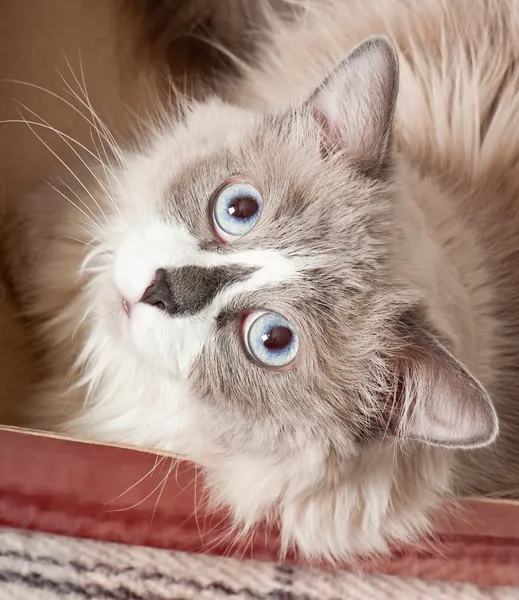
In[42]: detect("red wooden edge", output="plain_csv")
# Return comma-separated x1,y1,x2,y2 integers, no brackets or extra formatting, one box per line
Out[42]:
1,427,519,586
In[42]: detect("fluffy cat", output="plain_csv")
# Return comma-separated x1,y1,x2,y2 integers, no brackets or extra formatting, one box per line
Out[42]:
3,0,519,561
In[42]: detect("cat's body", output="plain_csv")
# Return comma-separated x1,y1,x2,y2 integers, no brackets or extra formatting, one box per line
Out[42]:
3,0,519,560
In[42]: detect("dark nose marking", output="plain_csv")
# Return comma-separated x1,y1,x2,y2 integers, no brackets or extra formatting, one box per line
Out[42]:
140,265,254,317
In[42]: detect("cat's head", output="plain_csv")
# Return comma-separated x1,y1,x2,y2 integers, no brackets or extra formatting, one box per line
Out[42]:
97,37,498,557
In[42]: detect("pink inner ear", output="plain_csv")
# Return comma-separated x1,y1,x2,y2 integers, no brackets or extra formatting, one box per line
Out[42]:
405,383,496,448
312,107,342,157
308,37,399,173
394,333,498,449
385,310,499,449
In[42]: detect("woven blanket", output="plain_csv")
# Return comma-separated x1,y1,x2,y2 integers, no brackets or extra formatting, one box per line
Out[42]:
0,529,517,600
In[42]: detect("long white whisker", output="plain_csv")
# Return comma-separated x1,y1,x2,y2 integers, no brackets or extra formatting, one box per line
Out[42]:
0,118,109,167
60,59,127,170
23,103,128,228
61,58,138,208
2,78,104,135
58,236,96,249
151,457,178,524
45,179,107,237
88,128,128,228
107,462,175,513
14,108,115,241
105,454,169,506
5,72,128,207
76,53,140,214
17,101,124,232
74,223,102,246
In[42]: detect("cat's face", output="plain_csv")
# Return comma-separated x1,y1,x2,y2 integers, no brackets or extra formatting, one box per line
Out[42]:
103,38,496,466
110,104,394,453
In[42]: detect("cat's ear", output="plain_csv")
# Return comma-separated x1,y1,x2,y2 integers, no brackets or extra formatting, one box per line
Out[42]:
391,313,498,449
309,36,399,176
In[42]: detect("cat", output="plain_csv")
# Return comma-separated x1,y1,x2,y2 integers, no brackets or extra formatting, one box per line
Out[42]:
3,0,519,562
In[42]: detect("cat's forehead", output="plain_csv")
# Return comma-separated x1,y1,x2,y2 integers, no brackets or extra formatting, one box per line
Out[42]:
161,100,262,164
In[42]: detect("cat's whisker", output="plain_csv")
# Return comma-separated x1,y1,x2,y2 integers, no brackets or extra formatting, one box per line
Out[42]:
0,115,124,238
240,527,258,562
5,76,125,207
61,56,134,198
202,510,248,560
124,74,185,142
12,108,114,241
76,56,130,177
1,78,108,141
177,490,229,554
59,58,126,169
105,454,170,510
79,240,115,274
58,66,137,224
56,175,112,241
198,504,227,541
173,452,184,488
74,223,103,245
44,179,108,240
88,129,128,229
60,59,141,216
70,223,104,256
105,458,166,506
192,463,203,542
222,522,252,560
58,236,96,249
151,456,179,524
0,118,109,171
197,515,234,557
224,521,255,562
15,101,119,233
87,127,117,178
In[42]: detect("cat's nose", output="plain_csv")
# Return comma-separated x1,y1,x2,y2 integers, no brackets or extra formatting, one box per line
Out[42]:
140,268,172,314
139,265,253,317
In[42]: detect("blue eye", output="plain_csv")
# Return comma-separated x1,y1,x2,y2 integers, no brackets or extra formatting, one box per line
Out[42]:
212,181,262,242
242,311,299,368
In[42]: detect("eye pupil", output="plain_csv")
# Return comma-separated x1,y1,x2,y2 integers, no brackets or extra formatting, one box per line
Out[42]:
228,195,258,220
243,311,298,368
262,326,293,351
213,182,262,242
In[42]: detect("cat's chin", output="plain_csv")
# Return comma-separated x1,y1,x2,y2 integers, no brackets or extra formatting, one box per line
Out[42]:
200,441,452,562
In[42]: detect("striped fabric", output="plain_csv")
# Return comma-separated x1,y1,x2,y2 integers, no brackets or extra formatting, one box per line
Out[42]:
1,529,518,600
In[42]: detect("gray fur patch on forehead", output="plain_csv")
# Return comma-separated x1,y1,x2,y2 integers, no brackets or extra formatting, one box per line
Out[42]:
155,99,397,291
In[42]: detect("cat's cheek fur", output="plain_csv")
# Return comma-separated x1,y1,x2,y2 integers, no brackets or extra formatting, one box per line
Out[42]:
128,306,212,379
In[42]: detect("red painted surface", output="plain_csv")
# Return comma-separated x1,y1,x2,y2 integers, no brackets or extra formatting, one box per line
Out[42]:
1,427,519,586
